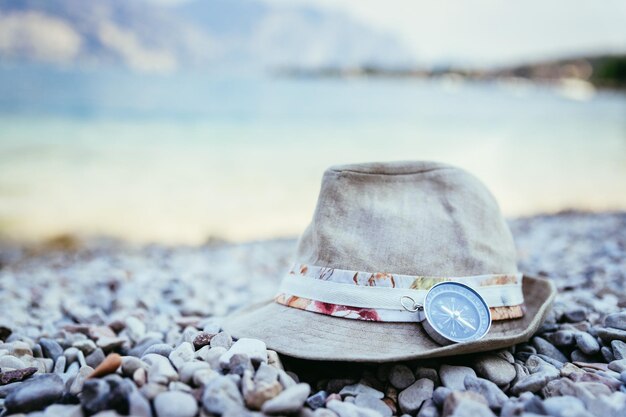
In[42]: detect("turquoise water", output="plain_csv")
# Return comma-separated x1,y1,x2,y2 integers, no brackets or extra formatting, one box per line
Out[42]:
1,66,625,243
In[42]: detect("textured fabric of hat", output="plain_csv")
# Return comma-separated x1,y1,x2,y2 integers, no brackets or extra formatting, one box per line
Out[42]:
223,161,556,361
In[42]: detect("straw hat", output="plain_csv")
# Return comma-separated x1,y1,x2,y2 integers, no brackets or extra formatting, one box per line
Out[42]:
224,161,556,362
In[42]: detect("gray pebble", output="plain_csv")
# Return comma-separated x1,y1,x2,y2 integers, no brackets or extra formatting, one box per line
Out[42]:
5,374,65,414
261,383,310,415
575,332,600,355
388,364,415,389
142,343,174,358
154,391,198,417
39,338,64,361
210,332,233,350
354,393,392,417
202,376,244,415
432,386,451,407
168,342,195,371
547,330,575,347
306,390,328,410
398,378,433,415
464,375,508,410
219,337,266,366
440,365,476,390
415,367,439,385
86,348,106,368
339,383,383,399
562,309,587,323
604,312,626,330
532,337,568,363
611,340,626,360
472,354,516,386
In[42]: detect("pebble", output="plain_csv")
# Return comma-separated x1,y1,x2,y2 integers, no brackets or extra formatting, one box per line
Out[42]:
472,354,516,386
398,378,433,415
220,338,267,367
154,390,198,417
464,375,508,410
355,393,393,417
340,383,384,399
261,382,310,414
442,391,491,417
169,342,195,370
39,338,64,361
532,337,569,363
604,312,626,330
143,343,174,358
86,348,106,368
210,332,233,350
415,367,440,386
143,353,179,385
0,355,27,370
388,364,415,390
89,353,122,378
306,390,329,410
440,365,476,391
575,332,600,355
4,374,65,413
542,395,586,417
611,340,626,360
125,317,146,343
0,367,37,385
202,376,244,415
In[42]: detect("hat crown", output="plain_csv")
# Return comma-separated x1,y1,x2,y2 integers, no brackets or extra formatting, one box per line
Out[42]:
295,161,518,276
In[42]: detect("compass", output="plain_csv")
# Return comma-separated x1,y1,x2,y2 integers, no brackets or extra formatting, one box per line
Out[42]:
421,282,491,345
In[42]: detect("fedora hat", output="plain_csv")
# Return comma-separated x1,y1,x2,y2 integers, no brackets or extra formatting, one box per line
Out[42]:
223,161,556,362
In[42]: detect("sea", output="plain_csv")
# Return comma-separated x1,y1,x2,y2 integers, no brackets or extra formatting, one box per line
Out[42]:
0,65,625,243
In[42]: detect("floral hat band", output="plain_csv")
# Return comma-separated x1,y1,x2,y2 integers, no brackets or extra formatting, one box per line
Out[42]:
274,264,524,324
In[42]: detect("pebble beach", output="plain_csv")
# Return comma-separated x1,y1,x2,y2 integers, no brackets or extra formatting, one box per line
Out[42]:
0,212,625,417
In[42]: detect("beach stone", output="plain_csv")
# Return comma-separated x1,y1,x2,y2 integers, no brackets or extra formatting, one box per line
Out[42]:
5,374,65,413
389,364,415,389
121,356,146,376
39,338,64,361
326,399,380,417
306,390,329,410
0,367,37,385
154,391,198,417
608,359,626,372
169,342,195,371
87,348,106,368
73,339,97,356
604,312,626,330
89,353,122,378
128,390,152,417
601,346,615,362
241,368,281,410
575,332,600,355
143,353,178,385
472,354,516,386
432,386,452,407
69,365,93,395
97,336,126,351
143,343,174,358
193,332,213,350
210,332,233,350
125,317,146,343
611,340,626,360
442,391,491,417
228,353,253,376
440,365,476,390
11,341,33,356
0,355,27,369
542,395,586,417
464,375,507,410
355,393,393,417
339,383,384,399
202,376,244,415
563,309,587,323
133,368,147,387
54,355,67,373
179,361,211,384
81,378,112,415
398,378,434,415
220,338,267,367
261,382,310,414
532,337,568,363
547,330,575,347
415,367,439,385
597,328,626,343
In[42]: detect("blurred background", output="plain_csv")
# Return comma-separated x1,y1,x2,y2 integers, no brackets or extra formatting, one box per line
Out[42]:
0,0,625,244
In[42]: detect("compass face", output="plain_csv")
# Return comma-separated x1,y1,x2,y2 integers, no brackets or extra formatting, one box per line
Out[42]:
423,282,491,343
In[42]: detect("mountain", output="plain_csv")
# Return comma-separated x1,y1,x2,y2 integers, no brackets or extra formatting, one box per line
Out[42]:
0,0,413,73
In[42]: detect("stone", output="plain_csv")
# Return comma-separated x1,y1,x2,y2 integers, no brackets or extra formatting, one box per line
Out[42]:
327,399,380,417
125,317,146,343
193,332,214,350
143,353,179,385
442,391,491,417
464,375,508,410
5,374,65,413
39,338,64,361
70,365,95,395
611,340,626,360
547,330,575,347
154,391,198,417
54,355,67,373
433,386,452,407
532,337,568,363
472,354,516,386
74,339,97,356
140,382,167,400
575,332,600,355
121,356,146,376
597,328,626,343
220,338,267,367
355,393,393,417
89,353,122,378
339,383,384,399
169,342,195,371
542,395,586,417
389,364,416,389
398,378,434,415
0,367,37,385
128,390,152,417
563,309,587,323
87,348,106,368
179,361,211,384
228,353,254,376
440,365,476,390
0,355,27,369
608,359,626,372
604,312,626,330
210,332,233,350
261,382,310,415
202,376,244,415
142,343,173,358
415,367,439,385
97,336,126,351
306,390,329,410
81,378,112,415
241,368,281,410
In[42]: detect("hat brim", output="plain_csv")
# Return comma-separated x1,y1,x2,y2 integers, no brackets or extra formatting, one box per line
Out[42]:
222,276,556,362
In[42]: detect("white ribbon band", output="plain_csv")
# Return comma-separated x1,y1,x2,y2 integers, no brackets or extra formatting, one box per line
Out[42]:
278,273,524,312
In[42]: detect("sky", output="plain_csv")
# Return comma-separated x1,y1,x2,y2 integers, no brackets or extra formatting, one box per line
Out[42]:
265,0,626,67
157,0,626,67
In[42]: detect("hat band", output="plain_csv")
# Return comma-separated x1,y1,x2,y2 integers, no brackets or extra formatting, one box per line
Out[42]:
274,264,524,322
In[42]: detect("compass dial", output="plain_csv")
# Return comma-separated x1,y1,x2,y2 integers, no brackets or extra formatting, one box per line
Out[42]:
423,282,491,344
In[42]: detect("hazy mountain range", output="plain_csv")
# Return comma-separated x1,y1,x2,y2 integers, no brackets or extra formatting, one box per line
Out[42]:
0,0,414,73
